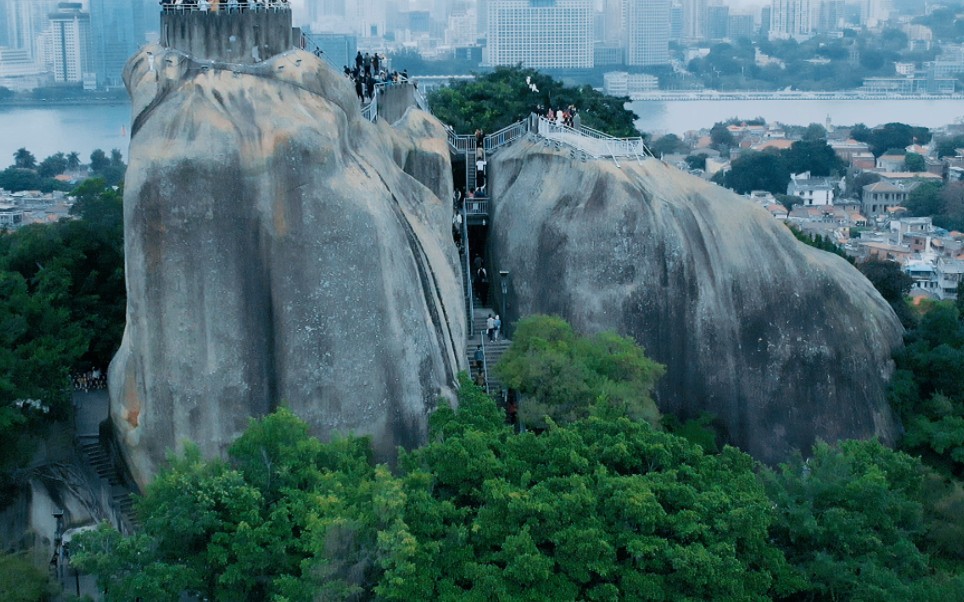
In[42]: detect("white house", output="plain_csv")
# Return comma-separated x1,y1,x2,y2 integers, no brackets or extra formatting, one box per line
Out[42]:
787,171,835,206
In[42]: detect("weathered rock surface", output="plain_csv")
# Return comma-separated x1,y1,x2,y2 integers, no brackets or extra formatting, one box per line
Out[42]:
110,45,464,487
488,140,902,463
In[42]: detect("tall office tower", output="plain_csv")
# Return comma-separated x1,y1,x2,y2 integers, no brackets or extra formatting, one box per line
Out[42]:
705,4,729,41
44,2,92,84
4,0,60,57
484,0,593,69
88,0,149,89
760,6,771,36
670,2,683,42
445,6,478,46
477,0,489,38
599,0,624,44
681,0,708,42
347,0,387,38
311,0,347,22
625,1,669,66
770,0,811,39
816,0,844,32
728,14,754,39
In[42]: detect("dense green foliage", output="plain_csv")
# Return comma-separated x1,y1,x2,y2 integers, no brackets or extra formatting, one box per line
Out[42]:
0,179,125,500
74,379,801,601
0,147,125,192
763,440,964,601
852,122,932,158
716,137,845,195
890,303,964,477
494,315,664,428
901,181,964,232
428,66,640,137
0,552,58,601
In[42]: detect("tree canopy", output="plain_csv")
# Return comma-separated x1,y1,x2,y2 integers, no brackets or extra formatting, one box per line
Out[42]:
494,315,664,428
428,66,640,137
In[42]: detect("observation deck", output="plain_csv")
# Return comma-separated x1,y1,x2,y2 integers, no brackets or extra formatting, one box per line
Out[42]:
160,2,293,64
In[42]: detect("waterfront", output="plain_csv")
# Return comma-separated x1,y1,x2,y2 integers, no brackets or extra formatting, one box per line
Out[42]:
1,99,963,165
0,103,131,166
631,98,964,136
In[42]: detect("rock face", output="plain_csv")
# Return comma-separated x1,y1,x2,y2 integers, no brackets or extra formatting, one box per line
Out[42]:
110,44,465,487
488,140,902,463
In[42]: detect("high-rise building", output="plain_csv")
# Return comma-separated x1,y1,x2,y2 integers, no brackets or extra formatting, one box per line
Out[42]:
45,2,92,84
705,4,729,41
306,32,357,69
770,0,811,39
4,0,60,58
760,6,771,36
625,1,669,67
728,14,754,39
484,0,593,70
816,0,845,32
681,0,708,42
670,2,684,42
88,0,150,89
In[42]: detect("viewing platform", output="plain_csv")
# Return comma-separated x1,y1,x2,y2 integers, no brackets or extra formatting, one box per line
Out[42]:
160,2,293,64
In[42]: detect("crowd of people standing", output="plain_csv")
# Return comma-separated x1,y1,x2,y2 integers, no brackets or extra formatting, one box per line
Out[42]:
546,105,580,129
160,0,290,10
343,51,409,103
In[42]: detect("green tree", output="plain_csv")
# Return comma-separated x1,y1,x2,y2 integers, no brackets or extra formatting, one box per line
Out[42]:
37,152,67,178
722,150,791,195
709,122,735,151
905,152,926,172
906,181,944,217
88,149,109,172
494,315,664,428
762,439,958,601
65,151,81,171
801,122,828,141
12,148,36,169
649,133,689,157
684,153,708,170
428,66,639,137
0,167,42,192
936,135,964,159
781,138,846,177
0,552,59,601
383,375,798,601
74,410,401,602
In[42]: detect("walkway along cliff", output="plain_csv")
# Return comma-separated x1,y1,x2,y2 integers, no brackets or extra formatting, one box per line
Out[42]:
110,6,903,487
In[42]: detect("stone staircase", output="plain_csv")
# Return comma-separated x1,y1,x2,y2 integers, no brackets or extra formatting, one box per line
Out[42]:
77,434,139,530
466,306,511,397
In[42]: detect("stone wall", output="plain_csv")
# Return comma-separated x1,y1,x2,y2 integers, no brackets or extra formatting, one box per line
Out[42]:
160,9,293,63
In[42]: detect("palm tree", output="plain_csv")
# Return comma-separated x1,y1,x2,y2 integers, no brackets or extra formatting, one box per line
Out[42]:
13,147,36,169
66,151,81,171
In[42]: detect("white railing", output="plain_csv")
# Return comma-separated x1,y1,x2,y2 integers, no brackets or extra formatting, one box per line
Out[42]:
462,204,473,337
361,93,377,122
484,119,530,152
161,1,291,13
465,197,489,216
537,118,653,164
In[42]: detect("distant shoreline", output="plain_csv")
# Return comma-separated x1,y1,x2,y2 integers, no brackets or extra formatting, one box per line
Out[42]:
0,99,129,109
630,91,964,102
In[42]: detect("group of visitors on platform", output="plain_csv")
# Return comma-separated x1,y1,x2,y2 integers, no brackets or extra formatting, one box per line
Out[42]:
72,368,106,392
160,0,290,10
546,105,580,129
343,51,408,103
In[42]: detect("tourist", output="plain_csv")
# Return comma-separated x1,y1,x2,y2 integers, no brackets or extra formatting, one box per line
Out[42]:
355,51,363,70
373,53,381,72
494,315,502,340
475,266,489,302
475,128,484,148
486,314,496,341
474,345,484,371
363,53,372,76
354,77,364,102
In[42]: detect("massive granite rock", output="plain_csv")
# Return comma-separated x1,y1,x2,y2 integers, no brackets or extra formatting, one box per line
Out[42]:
488,139,902,463
110,44,464,487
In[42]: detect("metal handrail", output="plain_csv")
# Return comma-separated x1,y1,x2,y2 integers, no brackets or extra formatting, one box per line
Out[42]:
161,2,291,13
462,202,473,338
465,197,489,215
361,92,377,122
483,119,530,152
480,326,490,395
